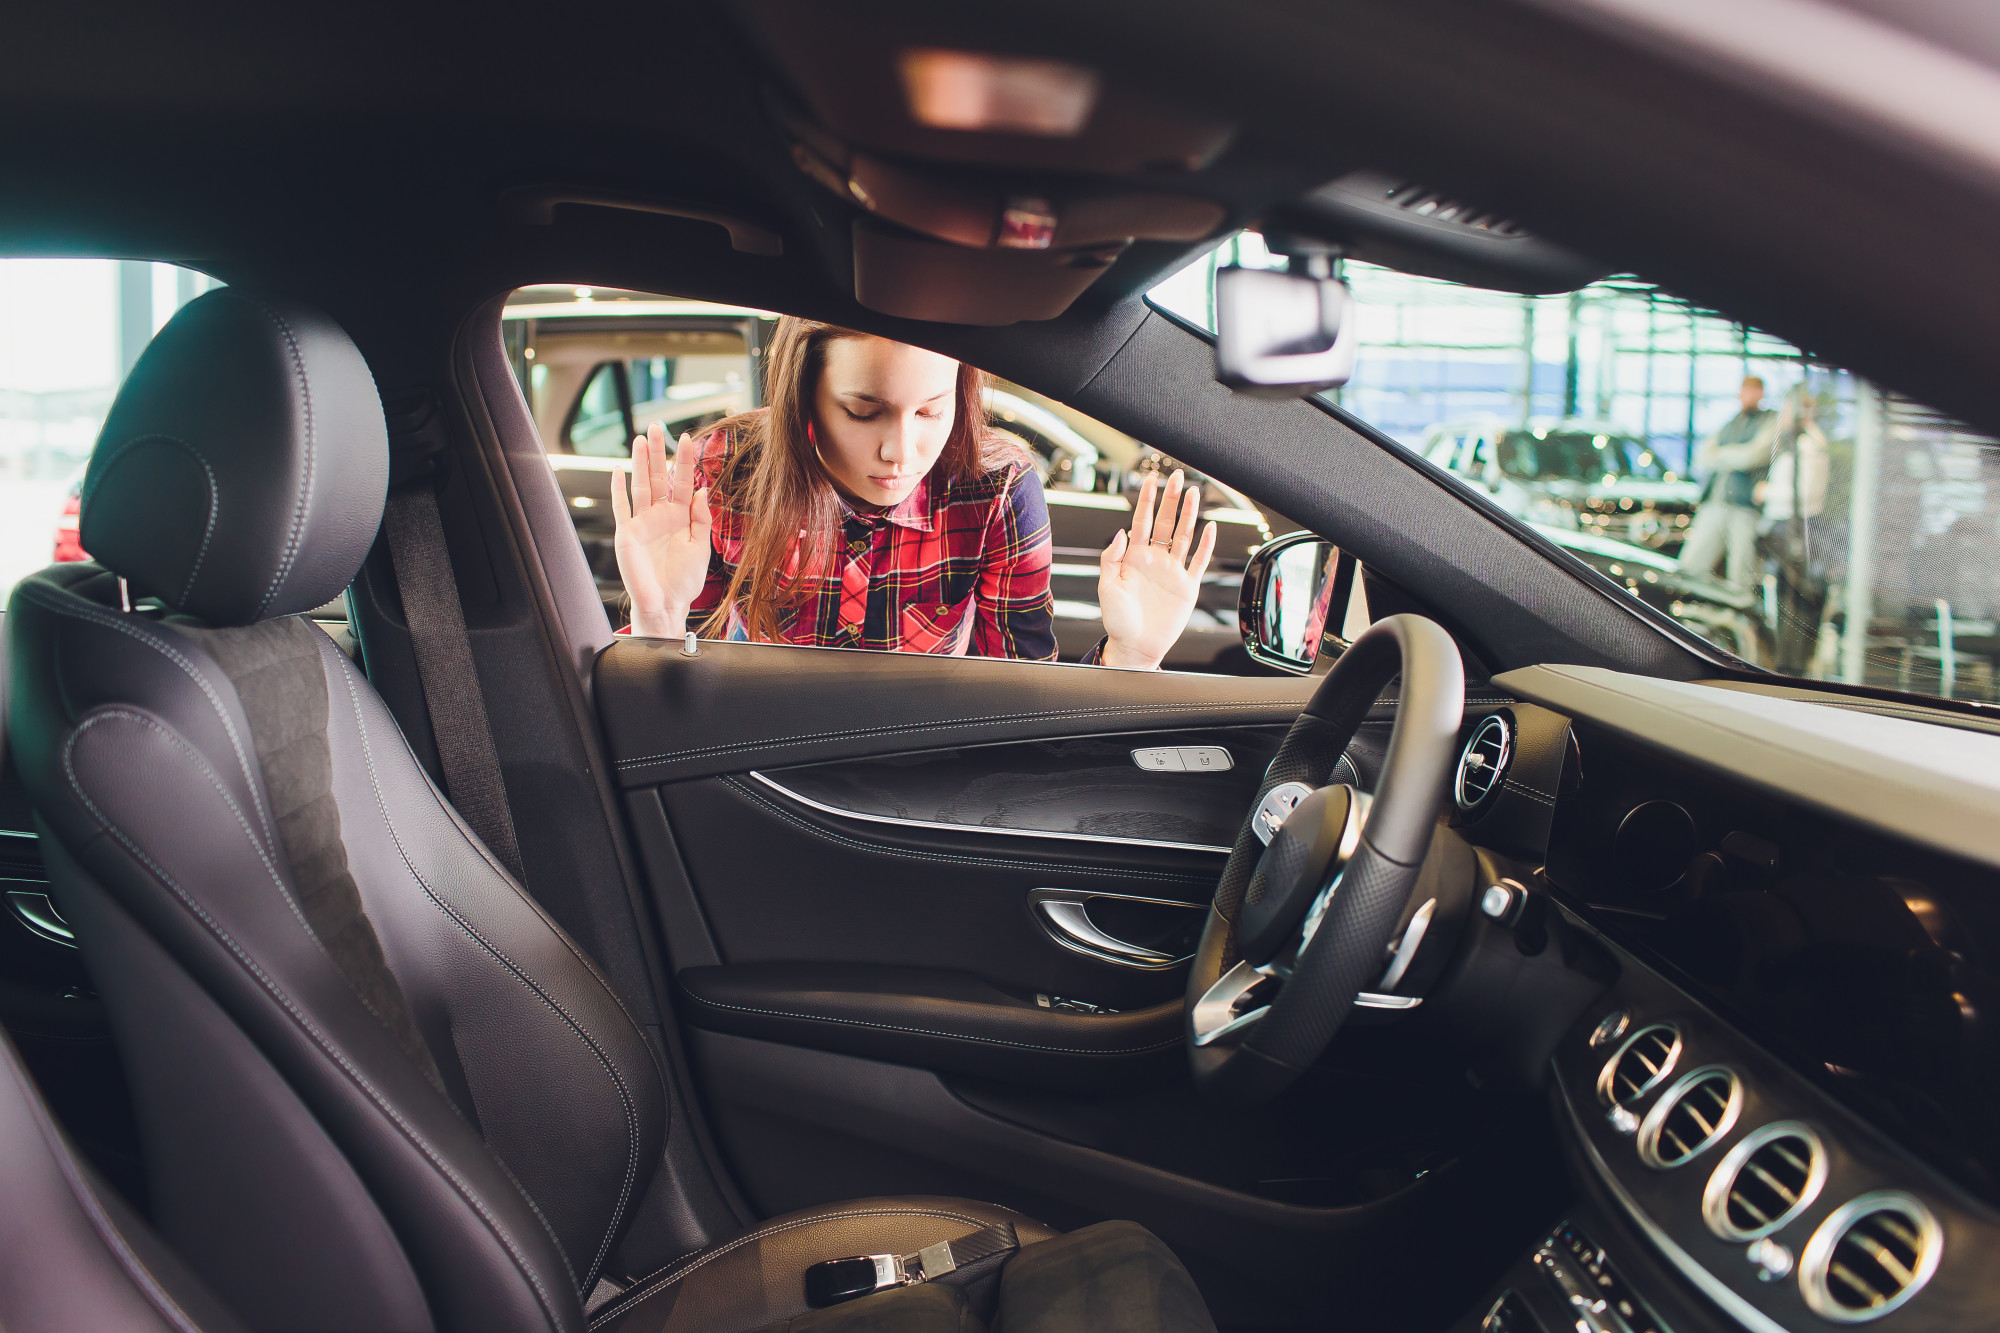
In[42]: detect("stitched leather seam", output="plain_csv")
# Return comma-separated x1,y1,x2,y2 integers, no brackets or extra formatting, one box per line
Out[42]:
242,296,316,620
588,1206,992,1328
685,994,1181,1057
614,699,1307,770
81,433,221,607
19,581,275,851
6,1051,205,1333
335,662,637,1295
721,778,1212,885
1500,779,1556,808
57,714,571,1332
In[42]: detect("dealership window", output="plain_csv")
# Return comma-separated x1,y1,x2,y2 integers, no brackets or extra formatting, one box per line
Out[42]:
1150,240,2000,703
504,285,1282,671
0,259,222,610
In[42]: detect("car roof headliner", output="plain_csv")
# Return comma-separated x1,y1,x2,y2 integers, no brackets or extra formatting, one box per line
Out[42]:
4,0,1999,435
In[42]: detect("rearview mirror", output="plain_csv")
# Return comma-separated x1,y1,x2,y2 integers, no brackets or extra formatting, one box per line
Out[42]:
1238,532,1354,673
1213,254,1357,397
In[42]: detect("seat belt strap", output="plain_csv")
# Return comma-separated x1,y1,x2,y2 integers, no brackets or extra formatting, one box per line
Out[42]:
381,485,526,881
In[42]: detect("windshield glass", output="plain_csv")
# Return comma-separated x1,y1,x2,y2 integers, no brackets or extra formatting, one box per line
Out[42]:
1152,240,2000,705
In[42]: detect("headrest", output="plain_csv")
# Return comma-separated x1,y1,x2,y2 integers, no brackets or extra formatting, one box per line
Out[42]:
79,291,389,626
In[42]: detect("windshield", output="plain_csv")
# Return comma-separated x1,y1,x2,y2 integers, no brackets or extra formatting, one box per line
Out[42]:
1152,241,2000,706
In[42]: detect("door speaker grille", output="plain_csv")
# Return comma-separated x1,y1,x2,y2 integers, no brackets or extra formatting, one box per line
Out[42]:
1639,1066,1742,1168
1703,1122,1826,1241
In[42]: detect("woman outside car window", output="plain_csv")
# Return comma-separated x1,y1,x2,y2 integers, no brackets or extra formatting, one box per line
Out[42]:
612,316,1215,668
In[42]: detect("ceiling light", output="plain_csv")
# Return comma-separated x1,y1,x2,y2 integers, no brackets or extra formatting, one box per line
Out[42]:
899,48,1099,137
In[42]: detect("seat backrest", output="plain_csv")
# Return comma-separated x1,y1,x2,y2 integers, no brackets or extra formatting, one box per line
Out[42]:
4,291,665,1333
0,1023,249,1333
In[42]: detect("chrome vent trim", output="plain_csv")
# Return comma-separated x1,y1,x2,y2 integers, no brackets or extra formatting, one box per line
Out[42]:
1454,714,1513,811
1597,1022,1682,1108
1702,1121,1827,1241
1800,1192,1943,1323
1637,1065,1743,1169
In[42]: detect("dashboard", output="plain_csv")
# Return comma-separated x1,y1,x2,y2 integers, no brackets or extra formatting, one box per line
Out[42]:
1448,667,2000,1332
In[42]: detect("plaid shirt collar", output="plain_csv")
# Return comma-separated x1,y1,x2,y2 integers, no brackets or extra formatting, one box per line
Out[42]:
833,475,934,533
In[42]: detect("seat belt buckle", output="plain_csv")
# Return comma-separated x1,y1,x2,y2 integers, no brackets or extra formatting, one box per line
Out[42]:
803,1254,916,1307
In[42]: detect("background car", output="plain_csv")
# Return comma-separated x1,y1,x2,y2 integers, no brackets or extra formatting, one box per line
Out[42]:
1422,415,1699,552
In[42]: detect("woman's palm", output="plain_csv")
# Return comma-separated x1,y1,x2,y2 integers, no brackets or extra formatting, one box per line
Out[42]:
612,423,713,635
1098,470,1217,669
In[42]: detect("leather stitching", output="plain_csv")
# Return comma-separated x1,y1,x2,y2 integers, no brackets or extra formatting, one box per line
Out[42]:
18,581,275,851
333,659,639,1296
614,699,1307,770
240,295,316,620
1500,779,1556,808
684,992,1182,1057
588,1206,994,1329
721,777,1213,886
4,1047,205,1333
79,432,221,607
56,711,572,1333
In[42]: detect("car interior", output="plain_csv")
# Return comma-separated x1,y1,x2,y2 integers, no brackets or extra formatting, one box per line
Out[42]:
3,2,2000,1332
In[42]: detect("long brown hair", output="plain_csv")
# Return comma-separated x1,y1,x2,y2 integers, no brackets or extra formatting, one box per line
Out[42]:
700,317,1027,643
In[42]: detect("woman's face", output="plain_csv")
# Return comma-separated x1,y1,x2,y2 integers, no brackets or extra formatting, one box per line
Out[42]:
812,335,960,509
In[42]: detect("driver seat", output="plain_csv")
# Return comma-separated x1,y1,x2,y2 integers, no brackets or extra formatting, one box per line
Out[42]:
4,291,1213,1333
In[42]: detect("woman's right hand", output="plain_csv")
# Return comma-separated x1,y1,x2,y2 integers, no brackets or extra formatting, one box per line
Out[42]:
612,422,713,638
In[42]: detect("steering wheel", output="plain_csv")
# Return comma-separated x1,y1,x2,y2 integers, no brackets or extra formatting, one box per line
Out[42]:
1186,614,1464,1104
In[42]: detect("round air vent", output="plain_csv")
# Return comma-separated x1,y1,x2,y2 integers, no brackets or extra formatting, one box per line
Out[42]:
1703,1121,1827,1241
1800,1192,1942,1323
1597,1022,1682,1109
1638,1066,1742,1168
1454,714,1513,811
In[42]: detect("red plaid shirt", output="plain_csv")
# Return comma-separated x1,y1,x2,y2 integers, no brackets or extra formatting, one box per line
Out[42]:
657,424,1092,660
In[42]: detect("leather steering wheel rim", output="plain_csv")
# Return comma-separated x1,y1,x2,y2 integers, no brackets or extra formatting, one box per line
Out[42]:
1184,614,1465,1104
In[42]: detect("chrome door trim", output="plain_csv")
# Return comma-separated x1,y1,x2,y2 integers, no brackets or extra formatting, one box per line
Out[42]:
1028,889,1195,970
747,770,1235,855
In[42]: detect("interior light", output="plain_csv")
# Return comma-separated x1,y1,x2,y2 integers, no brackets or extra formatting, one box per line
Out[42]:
523,347,535,360
1664,471,1678,482
1593,435,1608,448
1603,473,1616,485
1637,451,1653,466
899,48,1099,137
575,287,594,301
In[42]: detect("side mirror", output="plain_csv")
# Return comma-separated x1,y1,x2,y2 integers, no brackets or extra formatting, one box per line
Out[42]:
1238,531,1355,674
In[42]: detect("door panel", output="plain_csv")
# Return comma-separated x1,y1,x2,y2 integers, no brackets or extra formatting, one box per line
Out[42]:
596,636,1534,1325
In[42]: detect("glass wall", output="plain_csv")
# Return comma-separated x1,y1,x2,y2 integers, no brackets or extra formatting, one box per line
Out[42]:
1152,242,2000,702
0,259,221,606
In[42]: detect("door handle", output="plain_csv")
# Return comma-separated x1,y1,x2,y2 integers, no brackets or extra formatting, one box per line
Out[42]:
5,887,76,947
1028,889,1198,971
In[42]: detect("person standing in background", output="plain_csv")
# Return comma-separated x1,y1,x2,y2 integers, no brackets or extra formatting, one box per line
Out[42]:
1758,384,1832,672
1678,375,1774,588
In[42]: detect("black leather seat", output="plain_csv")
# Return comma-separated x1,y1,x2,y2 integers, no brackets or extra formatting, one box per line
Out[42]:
3,291,1212,1333
0,1023,247,1333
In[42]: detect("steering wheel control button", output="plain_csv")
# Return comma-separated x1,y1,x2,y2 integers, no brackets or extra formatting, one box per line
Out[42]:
1252,781,1313,844
1589,1010,1631,1049
1131,746,1186,772
1745,1237,1794,1283
1177,745,1234,772
1237,784,1363,964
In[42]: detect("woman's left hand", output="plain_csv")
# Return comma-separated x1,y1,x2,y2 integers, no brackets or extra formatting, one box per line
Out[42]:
1097,469,1218,670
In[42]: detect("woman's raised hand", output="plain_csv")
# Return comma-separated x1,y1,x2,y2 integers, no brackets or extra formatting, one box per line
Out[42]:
1097,469,1218,670
611,422,713,638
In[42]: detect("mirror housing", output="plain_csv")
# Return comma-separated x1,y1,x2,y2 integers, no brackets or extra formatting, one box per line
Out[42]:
1238,531,1354,673
1213,250,1357,398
